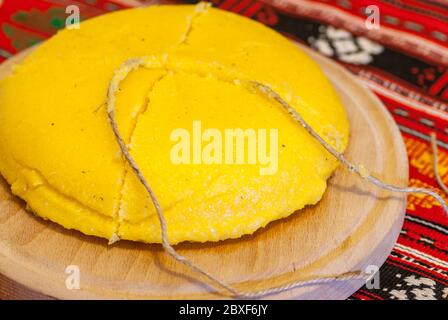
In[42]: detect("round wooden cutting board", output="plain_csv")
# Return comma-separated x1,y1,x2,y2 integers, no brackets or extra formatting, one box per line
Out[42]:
0,45,408,300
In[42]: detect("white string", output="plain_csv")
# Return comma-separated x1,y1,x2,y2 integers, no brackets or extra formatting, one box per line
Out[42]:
106,58,448,299
253,82,448,215
430,132,448,195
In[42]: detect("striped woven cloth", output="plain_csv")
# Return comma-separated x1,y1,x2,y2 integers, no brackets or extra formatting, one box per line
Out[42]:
0,0,446,300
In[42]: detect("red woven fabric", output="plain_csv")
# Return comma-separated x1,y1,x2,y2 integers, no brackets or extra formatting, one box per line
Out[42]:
0,0,446,300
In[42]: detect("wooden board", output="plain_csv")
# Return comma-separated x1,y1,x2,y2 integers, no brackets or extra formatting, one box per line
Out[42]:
0,45,408,300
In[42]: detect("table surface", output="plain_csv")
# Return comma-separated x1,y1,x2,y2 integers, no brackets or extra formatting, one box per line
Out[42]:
0,0,447,300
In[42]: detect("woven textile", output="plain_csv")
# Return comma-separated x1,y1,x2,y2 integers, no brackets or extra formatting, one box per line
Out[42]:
0,0,446,300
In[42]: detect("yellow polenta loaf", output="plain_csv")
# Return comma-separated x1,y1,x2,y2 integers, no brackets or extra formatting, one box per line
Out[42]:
0,4,349,244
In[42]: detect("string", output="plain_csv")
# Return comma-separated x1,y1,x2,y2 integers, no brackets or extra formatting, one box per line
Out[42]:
430,132,448,195
106,58,448,299
253,82,448,215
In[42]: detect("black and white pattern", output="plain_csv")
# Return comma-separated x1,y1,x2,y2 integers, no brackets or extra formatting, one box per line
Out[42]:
308,26,384,65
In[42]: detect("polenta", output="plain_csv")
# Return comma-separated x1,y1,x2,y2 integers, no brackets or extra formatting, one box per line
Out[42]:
0,4,349,244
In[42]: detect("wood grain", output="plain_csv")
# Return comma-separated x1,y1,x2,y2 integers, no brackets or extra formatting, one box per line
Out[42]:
0,45,408,300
